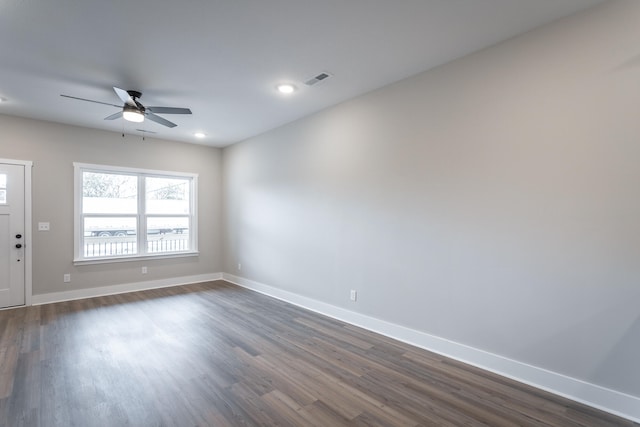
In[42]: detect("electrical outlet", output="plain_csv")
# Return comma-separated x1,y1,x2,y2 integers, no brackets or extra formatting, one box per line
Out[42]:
237,263,242,271
63,274,71,283
142,266,148,274
350,290,357,301
38,222,50,231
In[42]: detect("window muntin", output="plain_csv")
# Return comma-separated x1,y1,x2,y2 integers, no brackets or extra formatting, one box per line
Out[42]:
75,163,197,262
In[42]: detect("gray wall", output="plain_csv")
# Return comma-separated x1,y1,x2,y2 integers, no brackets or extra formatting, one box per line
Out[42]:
222,0,640,397
0,115,222,295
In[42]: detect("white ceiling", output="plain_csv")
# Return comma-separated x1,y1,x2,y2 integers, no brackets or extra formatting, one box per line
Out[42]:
0,0,606,147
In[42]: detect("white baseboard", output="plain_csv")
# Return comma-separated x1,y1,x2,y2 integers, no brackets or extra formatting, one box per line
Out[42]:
222,273,640,424
31,273,223,305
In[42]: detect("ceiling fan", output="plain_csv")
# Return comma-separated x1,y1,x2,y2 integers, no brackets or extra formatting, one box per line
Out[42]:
60,87,192,128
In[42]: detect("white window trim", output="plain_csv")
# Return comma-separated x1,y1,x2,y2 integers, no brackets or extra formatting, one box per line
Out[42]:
73,162,198,265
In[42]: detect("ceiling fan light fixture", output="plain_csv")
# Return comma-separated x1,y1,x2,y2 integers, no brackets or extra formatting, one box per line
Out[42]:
123,105,145,123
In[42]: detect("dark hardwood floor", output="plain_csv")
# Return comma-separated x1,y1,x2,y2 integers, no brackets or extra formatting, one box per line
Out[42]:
0,281,636,426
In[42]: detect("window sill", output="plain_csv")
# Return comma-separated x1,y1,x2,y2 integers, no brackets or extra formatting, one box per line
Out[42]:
73,251,199,266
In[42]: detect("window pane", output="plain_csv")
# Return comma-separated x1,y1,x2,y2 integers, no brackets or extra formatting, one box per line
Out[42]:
83,217,137,257
146,217,190,253
0,174,6,204
83,172,137,214
146,177,190,214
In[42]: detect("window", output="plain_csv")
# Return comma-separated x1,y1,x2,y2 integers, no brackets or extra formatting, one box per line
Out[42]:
74,163,198,263
0,173,6,204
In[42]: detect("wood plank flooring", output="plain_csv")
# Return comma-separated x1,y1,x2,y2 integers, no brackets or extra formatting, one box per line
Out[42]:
0,281,636,426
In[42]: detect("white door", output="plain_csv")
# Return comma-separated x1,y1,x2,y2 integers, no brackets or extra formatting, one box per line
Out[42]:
0,163,25,308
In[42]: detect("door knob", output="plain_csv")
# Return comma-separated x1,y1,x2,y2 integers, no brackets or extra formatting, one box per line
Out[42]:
16,234,22,239
15,244,22,249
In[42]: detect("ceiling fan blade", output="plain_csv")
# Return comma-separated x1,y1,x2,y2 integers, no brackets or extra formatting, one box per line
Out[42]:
113,87,135,106
145,112,177,128
146,107,192,115
104,111,123,120
60,94,121,108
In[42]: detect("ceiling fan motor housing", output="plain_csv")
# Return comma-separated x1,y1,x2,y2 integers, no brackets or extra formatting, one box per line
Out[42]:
123,103,145,114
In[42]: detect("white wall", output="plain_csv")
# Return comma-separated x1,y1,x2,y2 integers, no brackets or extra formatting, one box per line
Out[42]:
0,115,223,296
223,0,640,402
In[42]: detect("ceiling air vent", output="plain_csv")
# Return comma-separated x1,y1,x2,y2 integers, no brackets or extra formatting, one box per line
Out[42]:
304,72,332,87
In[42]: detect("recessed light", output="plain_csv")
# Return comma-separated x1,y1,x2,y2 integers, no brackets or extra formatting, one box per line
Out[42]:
194,132,206,138
276,83,297,95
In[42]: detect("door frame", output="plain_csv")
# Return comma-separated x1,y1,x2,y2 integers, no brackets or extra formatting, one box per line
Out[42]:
0,158,33,307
